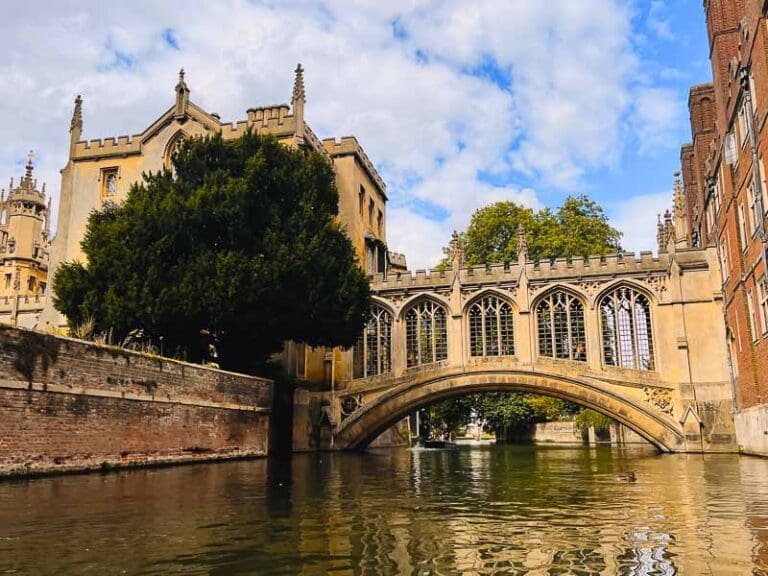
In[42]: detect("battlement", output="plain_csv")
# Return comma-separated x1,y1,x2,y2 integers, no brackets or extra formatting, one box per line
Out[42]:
246,104,291,124
389,252,407,268
369,250,700,290
322,136,387,197
74,135,141,159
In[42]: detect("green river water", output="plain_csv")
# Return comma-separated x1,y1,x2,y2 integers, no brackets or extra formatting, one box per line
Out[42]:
1,444,767,575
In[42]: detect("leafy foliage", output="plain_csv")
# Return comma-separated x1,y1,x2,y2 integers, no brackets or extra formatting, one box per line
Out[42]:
54,131,371,373
440,194,622,268
574,409,614,433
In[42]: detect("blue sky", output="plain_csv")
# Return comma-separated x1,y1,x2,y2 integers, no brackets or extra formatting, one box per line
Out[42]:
0,0,713,269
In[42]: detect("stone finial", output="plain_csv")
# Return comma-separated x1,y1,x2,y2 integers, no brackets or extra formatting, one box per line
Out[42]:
24,151,34,183
449,230,464,267
673,171,685,218
70,95,83,133
175,68,190,118
69,95,83,158
292,63,306,142
517,224,528,263
292,63,306,103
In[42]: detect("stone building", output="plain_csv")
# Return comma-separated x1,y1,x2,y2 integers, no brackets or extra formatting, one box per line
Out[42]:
39,65,404,395
679,0,768,456
0,155,51,327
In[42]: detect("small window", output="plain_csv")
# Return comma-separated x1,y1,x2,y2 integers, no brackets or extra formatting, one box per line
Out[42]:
101,169,118,198
760,159,768,214
747,288,758,341
719,233,730,281
27,276,36,292
758,276,768,336
359,186,365,217
738,203,748,249
368,198,374,224
4,273,11,289
748,184,758,236
377,209,383,235
40,282,46,295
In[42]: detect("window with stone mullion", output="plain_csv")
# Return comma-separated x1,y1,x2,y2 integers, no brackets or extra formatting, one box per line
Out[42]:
600,287,654,371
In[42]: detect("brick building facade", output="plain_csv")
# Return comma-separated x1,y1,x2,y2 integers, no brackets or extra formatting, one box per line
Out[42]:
680,0,768,455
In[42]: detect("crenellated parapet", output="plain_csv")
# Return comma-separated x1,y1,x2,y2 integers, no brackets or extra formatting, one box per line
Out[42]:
322,136,387,197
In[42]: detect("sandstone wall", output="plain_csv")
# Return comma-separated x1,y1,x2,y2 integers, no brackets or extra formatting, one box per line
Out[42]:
0,326,272,477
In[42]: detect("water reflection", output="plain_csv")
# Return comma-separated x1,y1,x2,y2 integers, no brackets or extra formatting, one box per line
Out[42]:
1,445,767,575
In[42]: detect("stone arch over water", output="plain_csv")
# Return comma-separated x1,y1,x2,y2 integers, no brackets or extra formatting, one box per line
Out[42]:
333,368,685,452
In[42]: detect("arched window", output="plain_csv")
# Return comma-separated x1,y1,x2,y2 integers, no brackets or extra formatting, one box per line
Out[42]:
536,291,587,362
600,286,655,370
405,300,448,367
165,132,187,172
352,305,393,379
468,295,515,357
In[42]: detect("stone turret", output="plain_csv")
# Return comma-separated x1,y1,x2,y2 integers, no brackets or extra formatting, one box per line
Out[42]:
0,152,51,326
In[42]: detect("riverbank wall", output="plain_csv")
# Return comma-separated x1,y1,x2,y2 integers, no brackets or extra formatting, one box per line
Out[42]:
504,421,647,445
734,405,768,457
0,326,272,477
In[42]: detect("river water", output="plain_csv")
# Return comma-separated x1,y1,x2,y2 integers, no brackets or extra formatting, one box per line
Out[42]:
1,444,768,575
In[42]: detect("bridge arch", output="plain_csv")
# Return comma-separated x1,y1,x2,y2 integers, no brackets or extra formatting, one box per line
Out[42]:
334,368,684,452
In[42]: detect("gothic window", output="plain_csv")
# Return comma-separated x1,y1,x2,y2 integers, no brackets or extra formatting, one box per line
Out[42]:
468,295,515,357
405,300,448,367
536,291,587,362
353,305,393,379
165,132,187,173
101,169,118,198
600,286,655,370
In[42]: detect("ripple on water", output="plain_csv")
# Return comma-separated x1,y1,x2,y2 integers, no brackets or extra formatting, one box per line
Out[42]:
0,445,767,575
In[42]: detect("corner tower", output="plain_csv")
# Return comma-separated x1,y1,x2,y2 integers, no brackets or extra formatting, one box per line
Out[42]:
0,153,51,327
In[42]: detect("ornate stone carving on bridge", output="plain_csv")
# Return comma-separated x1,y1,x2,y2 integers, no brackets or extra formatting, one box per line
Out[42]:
643,386,674,416
640,275,668,297
340,394,365,421
577,281,604,297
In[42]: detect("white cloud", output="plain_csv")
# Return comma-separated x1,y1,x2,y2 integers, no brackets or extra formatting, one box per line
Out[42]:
632,87,683,155
0,1,685,270
610,190,672,254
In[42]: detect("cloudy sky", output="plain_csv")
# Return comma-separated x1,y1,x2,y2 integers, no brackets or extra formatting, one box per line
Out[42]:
0,1,711,269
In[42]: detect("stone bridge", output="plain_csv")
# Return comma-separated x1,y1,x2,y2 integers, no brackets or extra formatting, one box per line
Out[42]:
331,235,737,453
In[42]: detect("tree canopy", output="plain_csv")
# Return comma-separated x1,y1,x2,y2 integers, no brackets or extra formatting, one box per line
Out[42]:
54,131,371,373
451,195,622,266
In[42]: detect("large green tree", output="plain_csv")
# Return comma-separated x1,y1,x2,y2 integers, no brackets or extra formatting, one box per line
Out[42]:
457,194,622,265
54,131,371,373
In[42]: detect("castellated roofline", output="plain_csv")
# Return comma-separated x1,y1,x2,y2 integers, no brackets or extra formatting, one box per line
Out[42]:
368,248,710,290
322,136,387,198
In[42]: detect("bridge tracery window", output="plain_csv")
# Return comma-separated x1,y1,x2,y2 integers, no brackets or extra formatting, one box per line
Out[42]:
405,300,448,367
600,286,655,370
469,295,515,357
536,291,587,362
353,305,392,379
